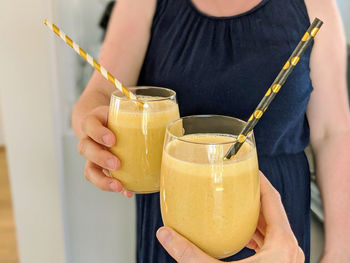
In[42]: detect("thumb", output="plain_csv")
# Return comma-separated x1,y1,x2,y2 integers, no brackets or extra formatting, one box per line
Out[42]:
156,227,218,263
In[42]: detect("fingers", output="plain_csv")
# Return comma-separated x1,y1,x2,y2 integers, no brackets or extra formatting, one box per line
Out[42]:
121,189,134,198
102,169,134,198
84,161,123,192
82,108,115,147
246,229,264,251
296,247,305,263
78,138,120,170
245,239,259,251
257,172,301,262
259,173,290,230
256,210,267,236
156,227,218,263
79,106,134,198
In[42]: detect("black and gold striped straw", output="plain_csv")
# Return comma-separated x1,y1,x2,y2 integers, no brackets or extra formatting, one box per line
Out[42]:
224,18,323,160
44,19,137,100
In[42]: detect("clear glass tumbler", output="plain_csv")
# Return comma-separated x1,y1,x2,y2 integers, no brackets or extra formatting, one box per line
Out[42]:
160,115,260,258
108,87,179,193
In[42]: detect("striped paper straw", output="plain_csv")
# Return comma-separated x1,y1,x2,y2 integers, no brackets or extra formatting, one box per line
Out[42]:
224,18,323,160
44,19,136,100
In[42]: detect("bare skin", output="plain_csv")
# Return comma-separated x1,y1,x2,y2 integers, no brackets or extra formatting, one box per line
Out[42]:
157,173,305,263
72,0,350,260
305,0,350,261
191,0,263,17
72,0,157,197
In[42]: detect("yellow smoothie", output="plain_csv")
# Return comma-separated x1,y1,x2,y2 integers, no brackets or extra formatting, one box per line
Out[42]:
108,95,179,193
160,134,260,258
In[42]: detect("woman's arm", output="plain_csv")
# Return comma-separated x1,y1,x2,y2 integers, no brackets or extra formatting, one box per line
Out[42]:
72,0,157,138
71,0,157,196
305,0,350,261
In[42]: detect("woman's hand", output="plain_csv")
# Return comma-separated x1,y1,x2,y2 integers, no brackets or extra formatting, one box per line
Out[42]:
71,0,158,198
77,105,133,198
156,173,304,263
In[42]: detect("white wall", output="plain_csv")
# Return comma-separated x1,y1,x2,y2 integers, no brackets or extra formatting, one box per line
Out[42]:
53,0,107,134
0,0,66,262
337,0,350,41
54,1,136,262
0,93,5,146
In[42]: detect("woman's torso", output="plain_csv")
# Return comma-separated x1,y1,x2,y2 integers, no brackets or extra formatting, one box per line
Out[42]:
138,0,313,156
136,0,313,261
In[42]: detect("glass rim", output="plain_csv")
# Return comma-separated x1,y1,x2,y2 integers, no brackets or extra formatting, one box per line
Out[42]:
111,86,177,102
166,115,254,146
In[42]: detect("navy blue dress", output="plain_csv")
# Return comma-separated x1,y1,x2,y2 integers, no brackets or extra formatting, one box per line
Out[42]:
136,0,313,261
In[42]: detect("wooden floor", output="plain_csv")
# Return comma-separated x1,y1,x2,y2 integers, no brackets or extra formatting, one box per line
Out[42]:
0,147,18,263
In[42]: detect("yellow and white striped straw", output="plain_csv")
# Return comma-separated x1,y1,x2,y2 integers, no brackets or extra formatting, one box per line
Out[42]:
44,19,136,100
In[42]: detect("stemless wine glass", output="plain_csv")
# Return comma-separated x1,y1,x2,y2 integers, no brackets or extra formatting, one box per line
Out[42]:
108,87,179,193
160,115,260,258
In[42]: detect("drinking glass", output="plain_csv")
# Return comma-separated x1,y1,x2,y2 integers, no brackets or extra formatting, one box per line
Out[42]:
160,115,260,258
108,87,179,193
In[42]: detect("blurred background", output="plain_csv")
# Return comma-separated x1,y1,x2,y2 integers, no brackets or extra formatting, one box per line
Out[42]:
0,0,349,262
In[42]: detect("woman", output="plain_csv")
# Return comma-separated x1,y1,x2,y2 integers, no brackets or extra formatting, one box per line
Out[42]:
157,172,305,263
72,0,350,262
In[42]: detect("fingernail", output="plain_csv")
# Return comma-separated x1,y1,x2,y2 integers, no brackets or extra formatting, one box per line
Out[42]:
121,189,129,197
157,228,171,248
109,181,122,192
102,169,112,177
102,134,112,146
106,158,117,170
